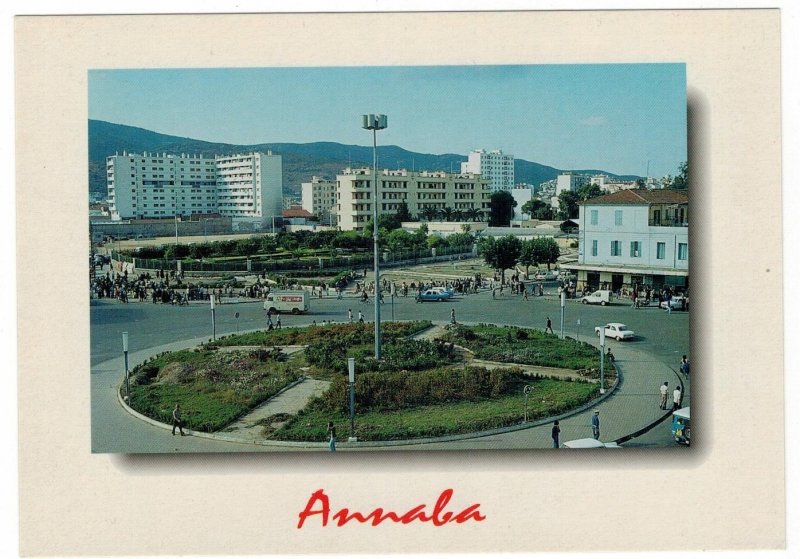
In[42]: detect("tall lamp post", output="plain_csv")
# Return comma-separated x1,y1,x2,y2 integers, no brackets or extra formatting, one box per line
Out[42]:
122,332,130,403
210,294,216,341
599,327,606,394
348,358,357,442
560,290,566,339
362,114,388,360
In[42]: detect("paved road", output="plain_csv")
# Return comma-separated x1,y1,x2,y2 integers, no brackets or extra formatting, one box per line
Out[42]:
91,285,690,452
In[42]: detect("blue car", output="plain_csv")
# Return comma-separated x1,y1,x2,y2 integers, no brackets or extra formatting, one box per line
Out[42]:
416,288,453,302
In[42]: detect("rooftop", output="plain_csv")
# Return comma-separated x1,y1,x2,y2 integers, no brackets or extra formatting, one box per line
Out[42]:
582,189,688,205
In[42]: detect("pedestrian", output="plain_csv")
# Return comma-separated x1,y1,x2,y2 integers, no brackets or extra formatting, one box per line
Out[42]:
358,310,364,323
591,410,600,440
523,287,529,301
551,420,561,448
337,287,343,300
327,421,337,452
672,385,683,411
660,381,669,410
276,315,282,329
172,403,185,436
450,308,456,325
348,308,353,323
545,316,554,335
606,347,615,363
680,355,690,377
492,288,496,300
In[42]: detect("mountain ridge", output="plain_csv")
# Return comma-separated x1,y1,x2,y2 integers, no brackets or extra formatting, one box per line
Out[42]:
88,119,640,200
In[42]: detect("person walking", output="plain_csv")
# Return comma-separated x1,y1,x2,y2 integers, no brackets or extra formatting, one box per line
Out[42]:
172,403,185,436
545,316,554,335
358,310,364,323
523,287,529,301
327,421,337,452
276,315,282,329
659,381,669,410
591,410,600,440
348,308,353,323
672,385,683,411
551,421,561,448
450,308,456,325
680,355,691,377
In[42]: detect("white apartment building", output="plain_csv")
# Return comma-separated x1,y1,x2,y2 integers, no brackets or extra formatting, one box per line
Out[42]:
460,149,514,192
107,152,218,219
564,189,689,292
215,151,283,224
107,151,283,227
301,176,338,226
555,172,591,196
335,167,491,232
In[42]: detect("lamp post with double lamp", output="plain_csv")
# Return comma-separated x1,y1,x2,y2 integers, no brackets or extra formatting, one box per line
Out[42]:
560,289,566,339
122,332,130,403
361,114,388,360
599,327,606,394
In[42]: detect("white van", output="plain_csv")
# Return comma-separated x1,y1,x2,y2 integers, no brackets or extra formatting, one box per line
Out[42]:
263,291,310,314
580,289,612,306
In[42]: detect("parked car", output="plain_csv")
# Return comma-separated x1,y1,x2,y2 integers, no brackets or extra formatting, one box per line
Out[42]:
581,289,612,306
534,270,558,281
561,438,621,448
595,323,635,341
660,295,688,310
263,291,310,314
416,288,453,302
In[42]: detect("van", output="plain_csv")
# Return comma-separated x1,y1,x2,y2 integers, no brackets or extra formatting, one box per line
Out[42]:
580,289,612,306
263,291,310,314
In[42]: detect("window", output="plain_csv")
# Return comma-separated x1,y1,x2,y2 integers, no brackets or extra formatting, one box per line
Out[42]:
590,210,598,225
630,241,641,257
656,242,666,259
591,239,598,256
614,210,623,226
610,241,621,256
678,243,688,260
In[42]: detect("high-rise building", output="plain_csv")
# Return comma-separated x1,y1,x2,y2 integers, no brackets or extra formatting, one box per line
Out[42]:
460,149,515,192
301,176,338,226
335,167,491,232
107,151,283,228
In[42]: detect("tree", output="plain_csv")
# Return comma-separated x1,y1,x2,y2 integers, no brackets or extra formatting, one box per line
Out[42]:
439,207,455,222
518,239,537,276
670,161,689,190
419,206,439,222
477,235,522,283
577,183,602,201
557,190,580,220
395,201,413,223
536,237,561,270
488,191,517,226
520,199,555,220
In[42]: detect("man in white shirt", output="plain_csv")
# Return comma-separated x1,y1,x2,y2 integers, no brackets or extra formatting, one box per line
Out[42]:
660,381,669,410
672,385,683,411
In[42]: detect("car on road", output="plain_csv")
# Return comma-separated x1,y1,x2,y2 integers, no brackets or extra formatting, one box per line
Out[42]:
660,295,688,310
595,322,635,341
534,270,558,281
561,438,621,448
581,289,612,306
416,288,454,302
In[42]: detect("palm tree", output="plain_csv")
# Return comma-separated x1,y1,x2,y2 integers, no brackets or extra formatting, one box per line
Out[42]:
439,207,455,222
420,206,439,222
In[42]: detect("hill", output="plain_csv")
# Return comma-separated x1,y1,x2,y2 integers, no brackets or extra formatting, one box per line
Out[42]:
88,120,639,200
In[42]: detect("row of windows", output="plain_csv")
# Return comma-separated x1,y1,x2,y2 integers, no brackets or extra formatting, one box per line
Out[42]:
591,240,688,260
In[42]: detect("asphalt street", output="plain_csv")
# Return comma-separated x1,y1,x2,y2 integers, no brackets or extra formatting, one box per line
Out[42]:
91,282,691,452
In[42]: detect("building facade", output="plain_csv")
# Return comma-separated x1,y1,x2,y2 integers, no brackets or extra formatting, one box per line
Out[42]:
335,167,492,232
564,189,689,292
555,172,591,196
107,151,282,228
460,149,514,192
301,176,338,226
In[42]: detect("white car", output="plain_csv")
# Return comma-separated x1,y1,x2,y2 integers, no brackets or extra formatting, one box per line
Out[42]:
659,295,688,310
534,270,558,281
595,323,635,341
561,438,621,448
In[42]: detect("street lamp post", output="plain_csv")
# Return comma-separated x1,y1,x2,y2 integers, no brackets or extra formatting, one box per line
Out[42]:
362,114,388,360
599,327,606,394
348,358,357,442
560,290,566,339
122,332,130,403
210,294,216,341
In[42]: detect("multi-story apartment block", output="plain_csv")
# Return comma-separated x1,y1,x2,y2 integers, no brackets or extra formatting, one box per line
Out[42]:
460,149,514,192
301,176,338,226
214,151,283,222
565,189,689,292
335,168,491,232
107,152,218,219
555,172,591,196
107,151,283,227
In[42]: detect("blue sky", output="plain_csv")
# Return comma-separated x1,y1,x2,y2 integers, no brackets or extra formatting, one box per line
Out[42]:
89,64,686,178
